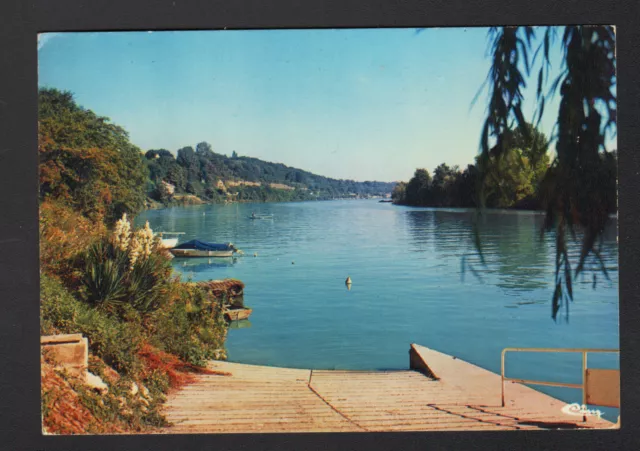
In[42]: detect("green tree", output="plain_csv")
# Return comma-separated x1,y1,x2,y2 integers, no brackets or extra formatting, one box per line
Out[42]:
38,88,146,223
195,141,214,158
477,26,616,320
405,169,432,205
176,146,196,166
391,182,407,203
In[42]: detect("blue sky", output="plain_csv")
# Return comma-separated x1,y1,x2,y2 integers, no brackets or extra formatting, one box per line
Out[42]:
38,28,573,182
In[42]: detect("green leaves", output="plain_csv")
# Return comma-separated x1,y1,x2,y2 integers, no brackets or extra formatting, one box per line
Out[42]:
478,26,617,320
81,236,172,314
38,88,147,224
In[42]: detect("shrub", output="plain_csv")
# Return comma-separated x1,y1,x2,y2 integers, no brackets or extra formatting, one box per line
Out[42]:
39,200,106,285
148,283,227,366
80,216,173,314
41,274,144,376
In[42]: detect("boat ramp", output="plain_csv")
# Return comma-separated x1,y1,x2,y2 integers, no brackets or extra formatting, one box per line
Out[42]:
162,344,616,433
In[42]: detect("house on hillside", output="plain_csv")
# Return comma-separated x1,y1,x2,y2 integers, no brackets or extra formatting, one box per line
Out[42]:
162,181,175,195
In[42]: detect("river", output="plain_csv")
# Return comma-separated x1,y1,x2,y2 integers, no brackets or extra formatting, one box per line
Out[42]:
136,199,619,418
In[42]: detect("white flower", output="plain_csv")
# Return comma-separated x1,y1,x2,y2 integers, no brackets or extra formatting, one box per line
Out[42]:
129,235,142,271
137,221,155,259
113,213,131,251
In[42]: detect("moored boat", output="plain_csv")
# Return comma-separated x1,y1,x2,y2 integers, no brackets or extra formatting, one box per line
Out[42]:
169,240,241,258
249,213,273,220
155,231,185,249
224,307,252,321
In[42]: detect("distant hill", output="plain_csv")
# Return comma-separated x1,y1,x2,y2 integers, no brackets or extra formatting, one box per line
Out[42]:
144,144,396,204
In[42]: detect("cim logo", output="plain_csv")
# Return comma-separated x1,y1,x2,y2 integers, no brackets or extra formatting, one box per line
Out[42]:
561,403,604,418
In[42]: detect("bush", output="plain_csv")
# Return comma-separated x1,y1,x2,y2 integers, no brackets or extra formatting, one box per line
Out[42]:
41,274,144,376
149,283,227,366
39,200,106,285
80,218,173,314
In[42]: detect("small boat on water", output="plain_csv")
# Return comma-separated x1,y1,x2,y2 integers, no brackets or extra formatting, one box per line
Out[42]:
169,240,242,258
224,307,253,321
155,231,186,249
249,213,274,220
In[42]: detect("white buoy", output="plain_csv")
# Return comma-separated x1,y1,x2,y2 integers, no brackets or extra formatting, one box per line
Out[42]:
345,276,352,285
254,252,258,257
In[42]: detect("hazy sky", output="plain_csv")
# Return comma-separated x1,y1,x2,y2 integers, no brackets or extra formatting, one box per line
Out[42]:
38,28,574,182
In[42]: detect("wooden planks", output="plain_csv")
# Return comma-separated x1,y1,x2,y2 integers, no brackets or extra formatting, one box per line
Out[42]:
163,346,615,434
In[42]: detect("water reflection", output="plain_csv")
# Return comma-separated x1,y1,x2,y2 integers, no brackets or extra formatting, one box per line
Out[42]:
229,319,252,329
176,257,237,273
406,210,551,292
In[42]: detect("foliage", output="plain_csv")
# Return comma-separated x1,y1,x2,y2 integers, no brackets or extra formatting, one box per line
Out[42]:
391,181,407,203
80,216,173,314
148,283,228,366
41,354,128,434
397,121,550,210
38,88,147,224
478,26,616,320
39,199,106,285
144,141,395,204
40,274,145,376
38,93,233,435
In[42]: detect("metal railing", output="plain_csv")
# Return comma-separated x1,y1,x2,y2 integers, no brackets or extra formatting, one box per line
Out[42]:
501,348,620,407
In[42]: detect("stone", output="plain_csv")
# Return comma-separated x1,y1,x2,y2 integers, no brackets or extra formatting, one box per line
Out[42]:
140,384,150,398
86,372,109,394
41,334,88,378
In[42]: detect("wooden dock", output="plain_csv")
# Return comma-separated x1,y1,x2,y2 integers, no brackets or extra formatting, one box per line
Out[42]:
163,344,614,433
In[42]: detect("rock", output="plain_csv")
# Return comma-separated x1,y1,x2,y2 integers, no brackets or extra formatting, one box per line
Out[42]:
85,372,109,394
140,384,150,399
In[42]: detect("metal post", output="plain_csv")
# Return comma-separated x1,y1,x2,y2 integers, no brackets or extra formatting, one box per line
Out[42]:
501,350,506,407
582,351,588,406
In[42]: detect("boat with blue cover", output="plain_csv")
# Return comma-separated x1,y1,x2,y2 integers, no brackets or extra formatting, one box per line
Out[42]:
169,240,242,258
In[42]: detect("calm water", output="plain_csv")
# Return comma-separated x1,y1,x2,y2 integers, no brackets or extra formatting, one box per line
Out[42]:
136,200,619,417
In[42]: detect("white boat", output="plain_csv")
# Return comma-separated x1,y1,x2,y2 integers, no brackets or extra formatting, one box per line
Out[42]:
155,231,185,249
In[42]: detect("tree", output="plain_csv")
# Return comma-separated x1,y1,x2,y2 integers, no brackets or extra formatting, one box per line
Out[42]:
478,148,535,208
391,182,407,203
166,165,186,191
38,88,146,223
176,146,196,166
477,26,616,320
196,141,214,158
405,169,431,206
232,150,238,159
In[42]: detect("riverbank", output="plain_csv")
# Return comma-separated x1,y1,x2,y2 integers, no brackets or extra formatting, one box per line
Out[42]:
39,207,235,434
145,193,391,211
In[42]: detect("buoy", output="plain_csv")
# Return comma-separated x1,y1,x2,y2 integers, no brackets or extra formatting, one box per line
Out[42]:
345,276,352,285
292,261,295,265
254,253,258,257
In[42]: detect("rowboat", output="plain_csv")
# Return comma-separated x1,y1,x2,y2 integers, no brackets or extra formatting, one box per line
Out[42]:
249,213,273,220
169,240,241,258
155,231,185,249
224,307,252,321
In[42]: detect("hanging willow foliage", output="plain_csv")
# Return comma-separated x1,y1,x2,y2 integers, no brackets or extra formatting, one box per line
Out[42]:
478,26,617,321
